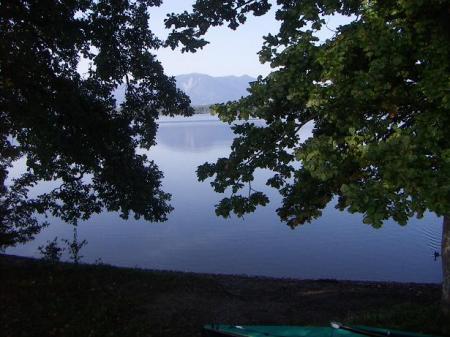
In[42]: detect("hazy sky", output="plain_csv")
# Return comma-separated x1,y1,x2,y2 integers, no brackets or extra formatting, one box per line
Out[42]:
149,0,280,78
77,1,351,78
150,1,352,78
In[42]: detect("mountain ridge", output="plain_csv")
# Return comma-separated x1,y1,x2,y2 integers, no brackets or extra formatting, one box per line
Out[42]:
175,73,255,106
113,73,256,107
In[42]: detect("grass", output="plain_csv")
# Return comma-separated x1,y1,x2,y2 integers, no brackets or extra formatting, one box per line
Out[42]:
347,303,447,334
1,254,448,337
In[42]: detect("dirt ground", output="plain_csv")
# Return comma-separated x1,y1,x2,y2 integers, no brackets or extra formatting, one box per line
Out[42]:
0,254,446,337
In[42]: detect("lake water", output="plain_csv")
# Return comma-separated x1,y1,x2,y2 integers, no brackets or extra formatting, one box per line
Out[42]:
7,114,443,283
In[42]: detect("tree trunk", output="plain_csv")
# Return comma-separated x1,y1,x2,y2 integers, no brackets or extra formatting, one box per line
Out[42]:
442,214,450,315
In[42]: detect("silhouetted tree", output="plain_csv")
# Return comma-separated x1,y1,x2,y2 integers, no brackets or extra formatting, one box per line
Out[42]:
0,0,193,248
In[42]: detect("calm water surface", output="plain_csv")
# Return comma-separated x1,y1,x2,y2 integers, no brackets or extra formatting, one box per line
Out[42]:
7,115,443,283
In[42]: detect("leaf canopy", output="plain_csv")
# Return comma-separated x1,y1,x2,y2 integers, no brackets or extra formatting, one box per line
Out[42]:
167,0,450,228
0,0,193,247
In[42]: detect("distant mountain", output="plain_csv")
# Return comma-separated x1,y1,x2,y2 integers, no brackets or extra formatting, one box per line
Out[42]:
113,73,256,107
175,73,255,106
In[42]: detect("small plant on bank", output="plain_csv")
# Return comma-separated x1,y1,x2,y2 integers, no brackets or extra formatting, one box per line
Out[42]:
37,227,88,264
38,237,64,263
62,227,87,264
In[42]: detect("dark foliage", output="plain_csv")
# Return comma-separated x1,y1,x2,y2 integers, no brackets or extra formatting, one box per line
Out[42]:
166,0,450,227
0,0,193,248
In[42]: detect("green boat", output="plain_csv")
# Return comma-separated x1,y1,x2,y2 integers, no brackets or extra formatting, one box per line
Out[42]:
203,323,440,337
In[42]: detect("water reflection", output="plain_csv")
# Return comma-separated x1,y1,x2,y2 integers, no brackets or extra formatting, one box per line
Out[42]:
157,120,234,152
7,115,442,283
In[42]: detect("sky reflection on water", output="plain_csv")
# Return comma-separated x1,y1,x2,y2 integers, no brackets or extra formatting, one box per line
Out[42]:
7,115,442,283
